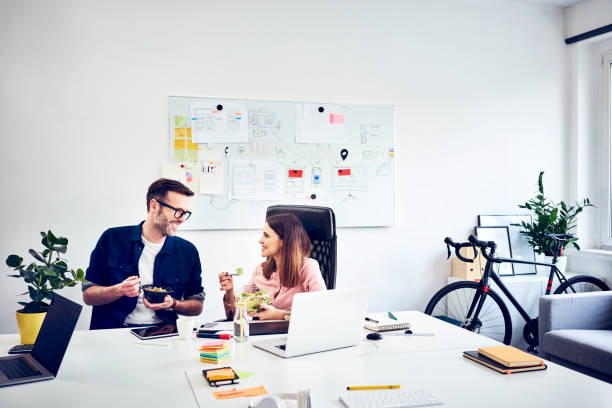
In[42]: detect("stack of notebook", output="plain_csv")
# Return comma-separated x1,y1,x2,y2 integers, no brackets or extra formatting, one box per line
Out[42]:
199,341,231,364
463,345,547,374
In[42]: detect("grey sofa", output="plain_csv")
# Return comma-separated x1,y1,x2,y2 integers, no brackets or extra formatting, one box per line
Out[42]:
539,291,612,383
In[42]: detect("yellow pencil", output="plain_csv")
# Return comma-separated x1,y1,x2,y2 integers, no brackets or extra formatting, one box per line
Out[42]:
346,385,401,390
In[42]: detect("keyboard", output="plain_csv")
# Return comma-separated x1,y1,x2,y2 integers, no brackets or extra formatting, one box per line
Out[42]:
275,344,286,350
339,389,443,408
0,357,42,380
8,344,34,354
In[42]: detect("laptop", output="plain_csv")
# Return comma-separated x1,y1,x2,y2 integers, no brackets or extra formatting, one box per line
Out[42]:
252,287,369,358
0,293,82,387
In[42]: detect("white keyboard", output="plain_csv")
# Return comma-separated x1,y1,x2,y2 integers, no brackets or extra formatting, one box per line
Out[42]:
339,389,443,408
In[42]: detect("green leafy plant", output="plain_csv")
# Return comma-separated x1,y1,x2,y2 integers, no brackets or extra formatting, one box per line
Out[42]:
515,171,594,256
5,230,87,313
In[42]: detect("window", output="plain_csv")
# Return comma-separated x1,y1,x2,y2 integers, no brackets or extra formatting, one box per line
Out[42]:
602,50,612,248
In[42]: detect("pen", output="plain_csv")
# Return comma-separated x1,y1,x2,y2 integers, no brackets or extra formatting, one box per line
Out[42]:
388,312,398,320
347,385,401,390
197,333,232,339
365,317,379,324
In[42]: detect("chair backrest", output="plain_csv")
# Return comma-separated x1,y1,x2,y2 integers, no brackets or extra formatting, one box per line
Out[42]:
266,205,337,289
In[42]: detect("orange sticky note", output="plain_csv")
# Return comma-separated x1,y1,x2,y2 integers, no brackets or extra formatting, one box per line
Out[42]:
242,385,268,397
174,139,186,149
206,368,235,381
175,128,186,138
213,388,242,400
186,140,200,150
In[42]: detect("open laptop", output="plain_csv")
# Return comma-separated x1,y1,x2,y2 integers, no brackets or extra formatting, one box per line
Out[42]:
0,293,82,387
252,287,369,358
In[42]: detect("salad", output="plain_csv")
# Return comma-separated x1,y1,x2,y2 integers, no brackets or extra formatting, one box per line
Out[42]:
241,290,271,313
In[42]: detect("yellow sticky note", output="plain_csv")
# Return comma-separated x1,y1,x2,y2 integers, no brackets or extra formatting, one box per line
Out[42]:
174,150,186,161
174,115,186,127
174,139,186,149
186,140,200,150
186,128,192,138
175,128,186,138
186,150,198,162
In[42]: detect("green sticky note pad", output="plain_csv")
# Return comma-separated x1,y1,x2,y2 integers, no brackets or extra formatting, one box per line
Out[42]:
174,150,186,161
235,371,255,380
186,150,198,162
174,115,186,127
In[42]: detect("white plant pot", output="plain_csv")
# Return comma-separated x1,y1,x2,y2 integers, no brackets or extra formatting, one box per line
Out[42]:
536,255,567,276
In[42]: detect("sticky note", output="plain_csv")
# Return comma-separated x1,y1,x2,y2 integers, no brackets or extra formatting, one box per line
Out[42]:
288,170,303,178
213,388,242,400
338,169,351,176
186,150,198,162
174,139,186,149
186,140,200,150
206,368,235,381
330,113,344,124
174,150,186,161
175,128,186,138
174,115,186,127
235,370,255,379
242,386,268,397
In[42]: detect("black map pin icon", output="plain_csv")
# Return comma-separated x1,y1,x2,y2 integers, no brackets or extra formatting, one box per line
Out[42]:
340,149,348,161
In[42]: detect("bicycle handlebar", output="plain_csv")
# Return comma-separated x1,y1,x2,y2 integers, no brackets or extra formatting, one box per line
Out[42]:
444,235,501,263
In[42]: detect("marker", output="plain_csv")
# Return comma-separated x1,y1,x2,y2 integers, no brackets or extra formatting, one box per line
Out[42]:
347,385,401,391
197,333,232,339
365,317,379,324
388,312,398,321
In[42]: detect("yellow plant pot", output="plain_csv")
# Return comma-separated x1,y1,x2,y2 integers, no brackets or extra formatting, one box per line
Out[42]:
16,310,46,345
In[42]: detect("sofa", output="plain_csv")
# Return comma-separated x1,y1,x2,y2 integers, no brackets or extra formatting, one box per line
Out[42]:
539,291,612,383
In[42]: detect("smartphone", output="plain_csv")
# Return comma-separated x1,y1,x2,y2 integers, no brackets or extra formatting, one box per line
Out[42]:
130,324,178,340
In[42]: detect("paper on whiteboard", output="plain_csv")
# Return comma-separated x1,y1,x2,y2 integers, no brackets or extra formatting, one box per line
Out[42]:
190,101,248,144
161,162,199,193
199,162,225,196
230,160,285,201
296,103,348,144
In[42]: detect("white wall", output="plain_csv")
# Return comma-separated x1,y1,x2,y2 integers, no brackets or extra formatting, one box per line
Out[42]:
0,0,568,333
566,0,612,38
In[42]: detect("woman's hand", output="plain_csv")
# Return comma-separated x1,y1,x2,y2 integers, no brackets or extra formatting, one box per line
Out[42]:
249,303,285,320
218,272,234,292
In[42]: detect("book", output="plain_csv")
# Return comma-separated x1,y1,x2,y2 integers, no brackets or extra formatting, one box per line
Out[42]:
463,351,547,374
477,345,543,367
364,316,410,332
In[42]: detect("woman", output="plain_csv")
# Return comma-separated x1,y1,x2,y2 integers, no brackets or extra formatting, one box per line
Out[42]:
219,213,326,320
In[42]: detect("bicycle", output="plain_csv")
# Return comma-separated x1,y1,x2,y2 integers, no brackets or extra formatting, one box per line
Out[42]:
424,234,609,352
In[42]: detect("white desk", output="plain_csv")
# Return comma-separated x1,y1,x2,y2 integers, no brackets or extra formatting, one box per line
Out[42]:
1,311,610,407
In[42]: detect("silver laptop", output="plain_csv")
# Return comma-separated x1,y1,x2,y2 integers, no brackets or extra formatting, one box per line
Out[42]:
252,287,369,358
0,293,82,387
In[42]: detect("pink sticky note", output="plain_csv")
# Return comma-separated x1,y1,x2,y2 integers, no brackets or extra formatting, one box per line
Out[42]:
330,113,344,124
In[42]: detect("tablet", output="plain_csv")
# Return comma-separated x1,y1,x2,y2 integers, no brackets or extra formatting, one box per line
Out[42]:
130,324,178,340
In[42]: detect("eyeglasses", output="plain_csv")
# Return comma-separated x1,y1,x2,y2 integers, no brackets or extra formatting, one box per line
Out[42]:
155,200,192,220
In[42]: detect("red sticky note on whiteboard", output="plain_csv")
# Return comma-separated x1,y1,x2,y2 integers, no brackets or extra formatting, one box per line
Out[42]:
288,170,303,178
338,169,351,176
330,113,344,124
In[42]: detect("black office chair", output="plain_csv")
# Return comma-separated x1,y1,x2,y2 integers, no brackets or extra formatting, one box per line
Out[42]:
266,205,337,289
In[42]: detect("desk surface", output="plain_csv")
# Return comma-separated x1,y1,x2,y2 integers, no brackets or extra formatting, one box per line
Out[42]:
1,311,610,407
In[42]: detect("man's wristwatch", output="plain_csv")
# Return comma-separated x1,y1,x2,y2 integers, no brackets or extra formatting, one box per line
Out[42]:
283,309,291,321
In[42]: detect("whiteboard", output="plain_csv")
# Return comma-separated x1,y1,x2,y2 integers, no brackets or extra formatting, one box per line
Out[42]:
167,96,395,229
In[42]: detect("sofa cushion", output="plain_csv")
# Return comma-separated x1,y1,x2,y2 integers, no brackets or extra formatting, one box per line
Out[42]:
542,329,612,376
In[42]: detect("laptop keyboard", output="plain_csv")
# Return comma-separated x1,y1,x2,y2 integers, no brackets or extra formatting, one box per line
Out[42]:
275,344,287,350
0,357,42,380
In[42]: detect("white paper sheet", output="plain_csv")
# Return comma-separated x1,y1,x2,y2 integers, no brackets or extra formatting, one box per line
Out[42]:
229,160,285,201
199,162,225,196
190,101,249,144
161,162,200,193
295,103,348,144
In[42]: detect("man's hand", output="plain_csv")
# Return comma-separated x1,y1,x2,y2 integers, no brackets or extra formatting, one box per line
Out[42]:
116,276,141,298
249,303,285,320
143,295,174,311
218,272,234,292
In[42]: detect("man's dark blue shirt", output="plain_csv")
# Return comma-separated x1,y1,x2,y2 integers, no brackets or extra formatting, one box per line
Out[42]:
83,222,204,329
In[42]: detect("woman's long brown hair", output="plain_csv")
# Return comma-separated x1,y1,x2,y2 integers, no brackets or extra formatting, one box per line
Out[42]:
261,213,311,288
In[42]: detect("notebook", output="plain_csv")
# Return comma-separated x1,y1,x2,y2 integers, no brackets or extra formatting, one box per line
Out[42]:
0,294,82,387
477,345,543,367
463,351,547,374
364,316,410,332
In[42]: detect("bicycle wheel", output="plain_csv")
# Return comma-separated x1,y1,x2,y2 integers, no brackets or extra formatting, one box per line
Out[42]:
554,275,610,294
425,281,512,344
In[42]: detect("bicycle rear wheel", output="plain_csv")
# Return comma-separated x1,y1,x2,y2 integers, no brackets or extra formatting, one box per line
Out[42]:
425,281,512,344
554,275,609,294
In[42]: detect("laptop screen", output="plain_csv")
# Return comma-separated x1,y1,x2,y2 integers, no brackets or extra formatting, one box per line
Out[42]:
31,294,82,376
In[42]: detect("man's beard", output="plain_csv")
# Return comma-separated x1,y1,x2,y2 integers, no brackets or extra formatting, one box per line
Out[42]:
154,210,175,236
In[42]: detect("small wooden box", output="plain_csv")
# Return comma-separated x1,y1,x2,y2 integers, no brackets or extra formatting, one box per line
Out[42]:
451,246,485,280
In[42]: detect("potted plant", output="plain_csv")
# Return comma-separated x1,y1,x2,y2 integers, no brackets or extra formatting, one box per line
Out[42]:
515,171,593,272
5,230,87,344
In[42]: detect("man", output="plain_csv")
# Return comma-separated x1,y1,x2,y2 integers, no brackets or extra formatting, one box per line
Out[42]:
83,179,204,329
